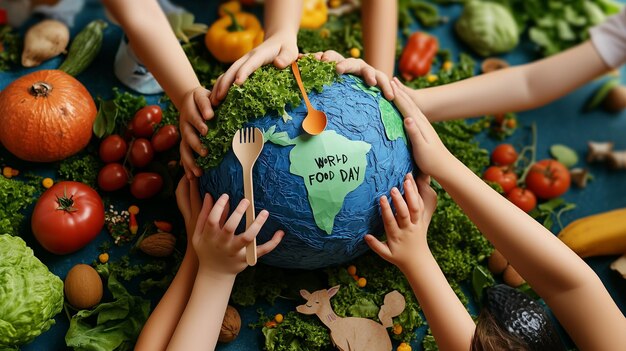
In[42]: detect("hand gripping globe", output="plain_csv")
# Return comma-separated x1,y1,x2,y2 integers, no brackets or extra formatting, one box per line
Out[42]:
200,60,413,269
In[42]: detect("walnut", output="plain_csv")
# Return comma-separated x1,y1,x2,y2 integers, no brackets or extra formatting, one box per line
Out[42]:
219,305,241,343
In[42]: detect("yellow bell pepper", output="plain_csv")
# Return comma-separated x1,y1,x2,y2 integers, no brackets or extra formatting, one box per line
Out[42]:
205,11,264,63
300,0,328,29
218,1,241,17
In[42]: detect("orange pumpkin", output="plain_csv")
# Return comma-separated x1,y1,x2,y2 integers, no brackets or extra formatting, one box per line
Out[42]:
0,70,96,162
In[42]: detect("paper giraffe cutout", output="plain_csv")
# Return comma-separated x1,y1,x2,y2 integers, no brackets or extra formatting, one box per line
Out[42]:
296,286,406,351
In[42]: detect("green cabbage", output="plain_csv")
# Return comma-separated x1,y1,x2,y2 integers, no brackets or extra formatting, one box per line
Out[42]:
455,1,519,57
0,235,64,349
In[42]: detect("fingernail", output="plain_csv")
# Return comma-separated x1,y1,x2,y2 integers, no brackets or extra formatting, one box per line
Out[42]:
391,187,399,195
219,194,229,202
259,210,269,217
405,118,414,126
201,148,208,156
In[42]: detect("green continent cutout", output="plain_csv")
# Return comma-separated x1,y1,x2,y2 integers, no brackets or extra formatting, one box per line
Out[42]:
289,130,371,234
379,98,407,143
349,75,406,143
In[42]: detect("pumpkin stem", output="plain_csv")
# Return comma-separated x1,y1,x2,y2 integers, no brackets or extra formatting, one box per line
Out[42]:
56,186,77,212
29,81,52,97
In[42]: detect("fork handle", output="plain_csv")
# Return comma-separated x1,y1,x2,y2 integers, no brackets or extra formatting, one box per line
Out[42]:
291,62,314,112
243,166,257,266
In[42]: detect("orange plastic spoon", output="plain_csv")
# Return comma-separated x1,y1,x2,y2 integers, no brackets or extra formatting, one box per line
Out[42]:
292,61,327,135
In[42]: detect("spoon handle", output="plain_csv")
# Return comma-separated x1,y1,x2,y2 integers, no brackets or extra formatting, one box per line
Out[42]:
291,61,314,111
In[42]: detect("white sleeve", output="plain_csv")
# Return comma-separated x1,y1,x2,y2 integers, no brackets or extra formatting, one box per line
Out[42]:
590,8,626,69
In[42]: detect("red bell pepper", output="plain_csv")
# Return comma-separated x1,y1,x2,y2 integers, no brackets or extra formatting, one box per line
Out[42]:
0,9,7,26
399,32,439,81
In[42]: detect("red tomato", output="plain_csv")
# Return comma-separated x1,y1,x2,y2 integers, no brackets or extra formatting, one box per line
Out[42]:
525,159,571,199
31,181,104,254
131,105,162,138
98,163,129,191
131,172,163,199
129,138,154,168
491,144,518,166
99,134,127,163
507,187,537,213
151,125,180,152
483,166,518,194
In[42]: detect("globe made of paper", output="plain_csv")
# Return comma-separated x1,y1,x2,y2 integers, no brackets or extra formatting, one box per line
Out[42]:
200,75,413,269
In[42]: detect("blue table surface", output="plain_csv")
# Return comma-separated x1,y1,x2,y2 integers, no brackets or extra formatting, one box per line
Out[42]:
2,1,625,350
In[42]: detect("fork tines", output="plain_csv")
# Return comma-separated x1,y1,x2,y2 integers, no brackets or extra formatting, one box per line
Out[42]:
239,127,256,143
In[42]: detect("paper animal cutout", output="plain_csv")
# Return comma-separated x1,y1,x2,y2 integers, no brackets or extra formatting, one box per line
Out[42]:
296,286,406,351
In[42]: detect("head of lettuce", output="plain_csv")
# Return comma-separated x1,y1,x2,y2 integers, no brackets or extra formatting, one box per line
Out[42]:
0,234,63,349
455,1,519,57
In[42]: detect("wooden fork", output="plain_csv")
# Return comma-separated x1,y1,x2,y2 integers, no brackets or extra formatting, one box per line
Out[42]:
232,126,264,266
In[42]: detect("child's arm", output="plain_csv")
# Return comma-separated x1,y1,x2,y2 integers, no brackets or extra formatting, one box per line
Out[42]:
135,177,203,350
166,195,284,351
361,0,397,77
365,174,476,351
210,0,302,104
409,41,610,122
392,79,626,350
102,0,210,179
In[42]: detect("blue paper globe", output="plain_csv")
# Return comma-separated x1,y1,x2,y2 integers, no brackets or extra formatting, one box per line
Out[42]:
200,75,413,269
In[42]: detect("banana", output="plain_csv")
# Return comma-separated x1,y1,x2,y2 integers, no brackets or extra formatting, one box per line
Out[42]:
557,208,626,258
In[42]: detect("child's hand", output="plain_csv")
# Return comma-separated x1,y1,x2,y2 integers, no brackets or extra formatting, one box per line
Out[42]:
210,31,298,105
192,194,285,276
310,50,394,100
175,177,205,244
391,78,453,177
180,86,213,179
365,173,437,272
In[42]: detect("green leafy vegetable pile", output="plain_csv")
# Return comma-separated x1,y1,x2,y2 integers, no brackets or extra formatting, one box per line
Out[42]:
404,51,475,88
197,55,338,169
297,13,363,56
0,26,20,72
493,0,622,56
65,274,150,351
0,176,37,236
93,88,148,139
57,154,102,188
399,0,448,36
0,235,64,349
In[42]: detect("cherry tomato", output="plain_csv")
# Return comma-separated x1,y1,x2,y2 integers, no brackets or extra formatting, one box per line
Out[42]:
506,187,537,213
129,138,154,168
131,172,163,199
151,125,180,152
525,159,571,199
483,166,518,194
491,144,518,166
98,163,129,191
99,134,128,163
31,181,104,254
131,105,162,138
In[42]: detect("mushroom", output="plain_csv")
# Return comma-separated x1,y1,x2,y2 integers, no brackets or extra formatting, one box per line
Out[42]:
570,168,590,188
607,150,626,169
603,85,626,113
587,141,614,163
481,58,509,74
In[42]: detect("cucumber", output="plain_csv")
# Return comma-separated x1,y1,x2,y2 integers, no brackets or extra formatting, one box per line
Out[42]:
59,20,108,76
